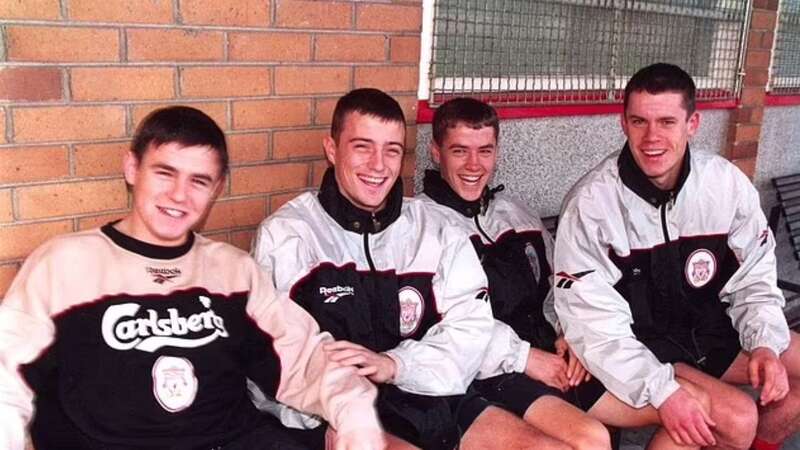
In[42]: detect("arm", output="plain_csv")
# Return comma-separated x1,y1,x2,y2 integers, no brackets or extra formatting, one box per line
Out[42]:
475,319,530,379
384,230,494,395
0,249,58,450
245,258,381,437
554,199,680,409
722,171,789,356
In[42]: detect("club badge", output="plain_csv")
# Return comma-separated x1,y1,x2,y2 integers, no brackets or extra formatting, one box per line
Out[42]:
398,286,424,337
685,249,717,289
152,356,198,413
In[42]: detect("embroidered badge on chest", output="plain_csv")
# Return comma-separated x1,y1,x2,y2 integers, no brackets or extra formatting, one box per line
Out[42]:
398,286,424,337
685,249,717,289
152,356,198,413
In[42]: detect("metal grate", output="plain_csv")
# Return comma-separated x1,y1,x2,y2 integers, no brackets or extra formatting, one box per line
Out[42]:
771,0,800,94
428,0,750,106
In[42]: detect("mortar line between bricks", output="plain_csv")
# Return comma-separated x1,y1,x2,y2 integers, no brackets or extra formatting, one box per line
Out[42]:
0,61,417,68
4,105,12,144
0,26,7,62
59,0,68,19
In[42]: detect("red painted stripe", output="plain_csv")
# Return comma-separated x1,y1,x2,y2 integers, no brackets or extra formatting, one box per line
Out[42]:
416,98,738,123
765,94,800,106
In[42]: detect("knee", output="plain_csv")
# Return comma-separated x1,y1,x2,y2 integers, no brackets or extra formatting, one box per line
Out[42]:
569,420,611,450
718,391,758,449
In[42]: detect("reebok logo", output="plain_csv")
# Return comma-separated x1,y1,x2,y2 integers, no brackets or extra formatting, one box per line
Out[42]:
147,267,181,284
101,296,228,352
320,285,355,303
555,270,595,289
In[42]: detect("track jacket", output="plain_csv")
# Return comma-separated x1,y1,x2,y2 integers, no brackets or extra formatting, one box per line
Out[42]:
419,170,558,378
0,224,378,450
554,144,789,409
253,168,494,401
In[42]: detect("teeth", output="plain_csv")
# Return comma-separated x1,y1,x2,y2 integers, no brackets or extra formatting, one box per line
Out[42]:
359,175,385,186
459,175,481,184
160,207,185,218
643,149,665,156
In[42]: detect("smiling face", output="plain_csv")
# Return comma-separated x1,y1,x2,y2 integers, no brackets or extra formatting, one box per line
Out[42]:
119,142,224,246
432,123,498,202
621,90,699,190
323,112,405,212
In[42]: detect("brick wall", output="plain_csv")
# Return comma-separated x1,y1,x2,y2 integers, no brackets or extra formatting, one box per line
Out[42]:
0,0,422,297
726,0,778,177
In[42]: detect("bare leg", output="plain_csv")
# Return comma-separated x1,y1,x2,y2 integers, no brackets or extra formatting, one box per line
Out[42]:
523,395,611,450
461,405,570,450
718,331,800,443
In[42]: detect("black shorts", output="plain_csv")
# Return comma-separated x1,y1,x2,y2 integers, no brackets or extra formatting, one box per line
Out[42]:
376,384,490,450
224,415,326,450
643,329,741,378
472,372,607,417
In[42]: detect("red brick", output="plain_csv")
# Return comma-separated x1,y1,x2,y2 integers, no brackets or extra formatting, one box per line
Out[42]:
274,66,350,95
354,66,418,92
732,157,756,179
356,4,421,32
228,133,269,164
203,231,229,244
230,229,255,251
273,129,326,159
17,179,128,220
7,26,119,62
745,49,771,70
316,34,386,62
269,190,303,213
310,158,330,187
397,95,418,125
180,0,269,26
751,108,764,125
744,68,770,87
233,99,311,129
181,67,270,98
0,146,69,184
13,106,126,143
0,0,59,19
401,150,416,178
740,87,766,107
0,263,20,298
402,176,414,196
0,189,12,222
314,97,338,125
230,162,309,195
0,220,72,260
730,140,758,160
0,68,62,102
228,32,312,62
0,109,5,144
275,0,352,29
74,142,128,177
750,9,777,30
77,211,129,230
733,124,761,143
201,197,266,231
390,36,420,63
72,67,175,101
132,103,227,131
70,0,173,23
128,29,224,62
405,124,417,149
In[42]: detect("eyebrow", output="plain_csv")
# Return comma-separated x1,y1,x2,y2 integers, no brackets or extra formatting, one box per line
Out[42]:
152,163,216,183
349,137,405,148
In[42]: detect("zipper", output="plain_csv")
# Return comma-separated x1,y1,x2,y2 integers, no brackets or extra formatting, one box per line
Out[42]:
474,215,495,244
362,217,379,349
659,191,675,243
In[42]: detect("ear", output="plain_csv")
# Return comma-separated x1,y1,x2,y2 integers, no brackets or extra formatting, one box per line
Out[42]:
686,111,700,138
619,112,629,137
211,174,225,199
431,143,442,166
122,151,140,186
323,136,337,166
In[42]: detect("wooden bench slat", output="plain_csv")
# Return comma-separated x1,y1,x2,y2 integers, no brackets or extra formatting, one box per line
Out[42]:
774,174,800,187
779,189,800,202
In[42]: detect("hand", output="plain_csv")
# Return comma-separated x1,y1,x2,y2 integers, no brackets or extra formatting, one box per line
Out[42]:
658,387,717,447
325,340,396,384
326,426,387,450
748,347,789,406
554,336,592,387
524,347,569,391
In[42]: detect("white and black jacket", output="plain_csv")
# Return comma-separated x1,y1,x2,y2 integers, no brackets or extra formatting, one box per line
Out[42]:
253,169,493,401
554,144,789,409
419,170,558,379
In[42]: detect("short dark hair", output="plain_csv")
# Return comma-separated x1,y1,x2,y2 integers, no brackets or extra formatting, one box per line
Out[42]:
131,106,228,175
624,63,696,117
432,97,499,147
330,88,406,143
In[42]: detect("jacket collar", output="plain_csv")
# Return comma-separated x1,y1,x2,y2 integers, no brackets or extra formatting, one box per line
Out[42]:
422,169,503,218
102,220,195,259
618,142,691,208
317,167,403,234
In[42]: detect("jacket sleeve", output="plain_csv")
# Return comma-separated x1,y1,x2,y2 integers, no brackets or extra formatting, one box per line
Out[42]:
384,227,494,395
539,227,561,335
245,257,380,435
554,198,680,409
474,319,530,379
721,170,789,356
0,246,59,450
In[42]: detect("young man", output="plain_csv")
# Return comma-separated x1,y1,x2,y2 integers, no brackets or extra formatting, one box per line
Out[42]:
252,89,569,449
555,63,800,450
0,106,382,450
418,97,610,450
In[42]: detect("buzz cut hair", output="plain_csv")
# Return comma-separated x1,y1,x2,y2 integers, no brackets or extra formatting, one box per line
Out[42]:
623,63,697,117
330,88,406,143
432,97,499,147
